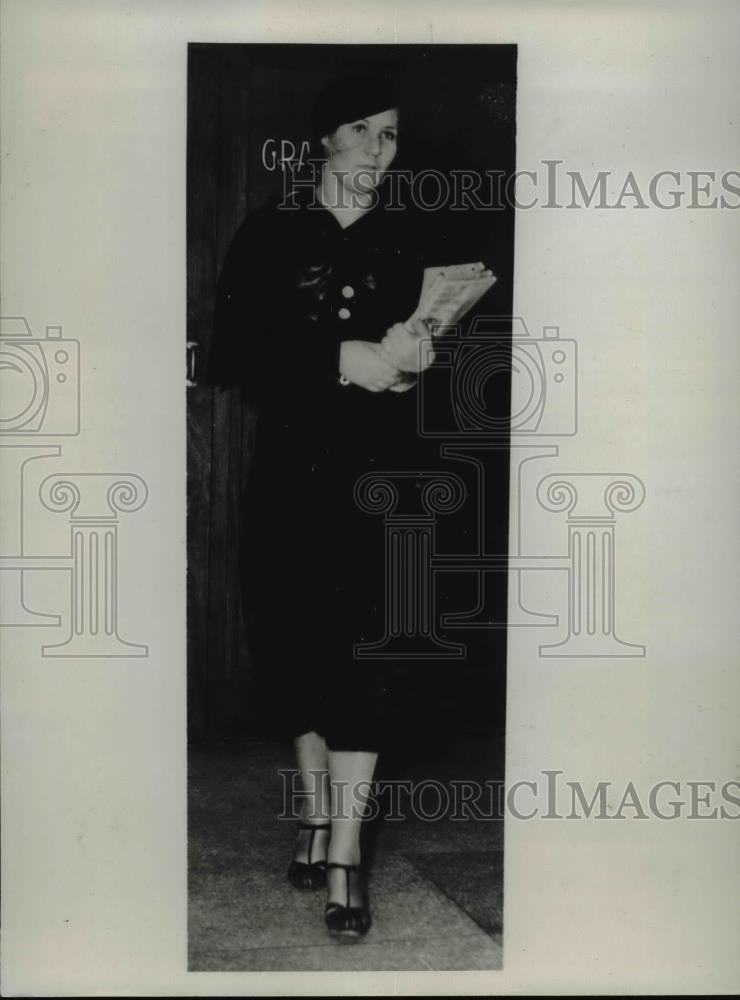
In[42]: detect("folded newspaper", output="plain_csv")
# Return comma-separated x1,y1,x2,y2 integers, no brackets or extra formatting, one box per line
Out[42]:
407,261,497,330
388,261,496,391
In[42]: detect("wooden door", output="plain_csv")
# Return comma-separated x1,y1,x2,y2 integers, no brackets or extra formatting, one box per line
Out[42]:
187,46,253,742
186,46,330,741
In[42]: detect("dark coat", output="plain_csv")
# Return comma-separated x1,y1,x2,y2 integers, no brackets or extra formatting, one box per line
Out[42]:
207,187,435,749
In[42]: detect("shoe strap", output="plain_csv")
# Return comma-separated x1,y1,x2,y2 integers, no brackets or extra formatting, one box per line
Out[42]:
326,862,361,909
298,822,330,865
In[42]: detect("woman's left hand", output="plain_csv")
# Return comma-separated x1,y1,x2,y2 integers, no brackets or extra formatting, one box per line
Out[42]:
381,320,436,373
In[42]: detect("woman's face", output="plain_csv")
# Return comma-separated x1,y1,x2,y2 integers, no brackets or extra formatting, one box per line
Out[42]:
321,107,398,197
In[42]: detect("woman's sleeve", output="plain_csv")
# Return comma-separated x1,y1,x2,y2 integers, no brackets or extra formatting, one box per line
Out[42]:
206,213,343,403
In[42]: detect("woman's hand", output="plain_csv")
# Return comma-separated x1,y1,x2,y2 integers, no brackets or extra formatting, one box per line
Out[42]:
339,340,401,392
380,319,436,373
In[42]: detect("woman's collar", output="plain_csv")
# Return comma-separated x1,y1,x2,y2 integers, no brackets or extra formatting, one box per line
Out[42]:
315,172,380,231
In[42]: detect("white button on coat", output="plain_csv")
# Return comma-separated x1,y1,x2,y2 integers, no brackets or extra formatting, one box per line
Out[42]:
341,285,355,299
338,307,351,320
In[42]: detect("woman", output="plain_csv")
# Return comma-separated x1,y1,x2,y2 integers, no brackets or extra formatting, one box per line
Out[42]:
208,72,435,939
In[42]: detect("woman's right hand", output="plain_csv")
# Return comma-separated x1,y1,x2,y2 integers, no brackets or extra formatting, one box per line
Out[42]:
339,340,400,392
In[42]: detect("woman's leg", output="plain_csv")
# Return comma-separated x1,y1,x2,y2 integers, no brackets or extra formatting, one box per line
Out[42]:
292,730,331,864
327,749,378,906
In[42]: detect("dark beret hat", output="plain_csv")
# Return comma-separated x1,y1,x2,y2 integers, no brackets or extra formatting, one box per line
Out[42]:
311,71,399,138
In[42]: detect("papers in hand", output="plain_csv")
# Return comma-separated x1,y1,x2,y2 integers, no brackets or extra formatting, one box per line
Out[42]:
388,262,497,392
407,261,497,332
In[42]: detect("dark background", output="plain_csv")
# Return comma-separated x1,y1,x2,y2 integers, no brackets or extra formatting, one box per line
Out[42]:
187,44,516,745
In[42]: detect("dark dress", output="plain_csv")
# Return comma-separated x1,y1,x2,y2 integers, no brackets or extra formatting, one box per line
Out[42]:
209,185,433,752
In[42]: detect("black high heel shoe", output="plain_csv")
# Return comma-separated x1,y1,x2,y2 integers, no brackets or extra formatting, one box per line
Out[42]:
286,822,330,890
324,862,372,939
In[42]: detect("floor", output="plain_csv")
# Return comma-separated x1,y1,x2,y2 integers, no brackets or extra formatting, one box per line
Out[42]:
188,731,504,972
